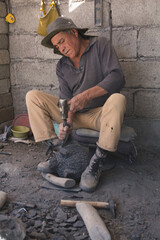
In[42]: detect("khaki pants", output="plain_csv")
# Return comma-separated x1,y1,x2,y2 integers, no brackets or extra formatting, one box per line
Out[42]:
26,90,126,152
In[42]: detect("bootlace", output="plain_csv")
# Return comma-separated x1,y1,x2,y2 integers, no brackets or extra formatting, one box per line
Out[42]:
88,158,103,179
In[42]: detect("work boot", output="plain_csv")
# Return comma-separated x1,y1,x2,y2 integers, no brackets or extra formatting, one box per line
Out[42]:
80,146,108,192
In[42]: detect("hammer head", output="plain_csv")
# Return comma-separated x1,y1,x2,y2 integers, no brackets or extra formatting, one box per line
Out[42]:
58,99,69,121
108,199,116,218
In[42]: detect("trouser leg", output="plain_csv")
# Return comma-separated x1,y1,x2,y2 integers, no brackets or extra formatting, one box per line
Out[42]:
72,93,126,152
26,90,62,142
97,93,126,152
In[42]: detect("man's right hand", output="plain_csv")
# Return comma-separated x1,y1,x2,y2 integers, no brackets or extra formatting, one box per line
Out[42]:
58,122,72,140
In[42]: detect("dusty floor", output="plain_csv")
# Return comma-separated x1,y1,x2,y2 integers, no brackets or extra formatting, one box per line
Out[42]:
0,139,160,240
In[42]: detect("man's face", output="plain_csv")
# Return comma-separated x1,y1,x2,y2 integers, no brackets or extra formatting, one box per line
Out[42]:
51,30,80,59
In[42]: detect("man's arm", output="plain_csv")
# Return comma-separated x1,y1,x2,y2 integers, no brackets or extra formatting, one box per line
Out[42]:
68,86,107,113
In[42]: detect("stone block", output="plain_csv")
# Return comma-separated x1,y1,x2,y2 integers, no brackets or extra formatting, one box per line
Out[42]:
139,27,160,57
112,0,160,26
0,50,10,64
9,5,40,33
121,90,134,116
121,61,160,89
10,60,59,87
113,29,137,59
135,90,160,118
0,93,13,108
9,35,37,59
12,85,58,115
0,107,14,124
0,18,8,34
0,65,10,79
0,35,9,49
0,79,10,93
0,2,7,17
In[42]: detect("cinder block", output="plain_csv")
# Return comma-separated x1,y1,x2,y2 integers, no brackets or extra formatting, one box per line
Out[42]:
0,93,13,108
0,107,14,124
0,2,7,17
139,27,160,57
0,50,10,64
0,65,10,79
9,5,40,33
0,35,9,49
0,79,10,94
113,29,137,59
0,18,8,34
9,35,37,59
10,60,59,86
12,86,58,116
121,61,160,89
121,90,134,116
112,0,160,26
135,90,160,118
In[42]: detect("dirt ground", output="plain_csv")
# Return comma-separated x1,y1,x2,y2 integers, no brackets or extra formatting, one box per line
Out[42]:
0,139,160,240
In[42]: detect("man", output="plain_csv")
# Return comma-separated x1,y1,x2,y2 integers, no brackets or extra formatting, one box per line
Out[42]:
26,17,126,192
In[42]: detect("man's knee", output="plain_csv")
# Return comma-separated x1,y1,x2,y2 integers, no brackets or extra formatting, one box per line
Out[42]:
103,93,126,113
26,90,41,104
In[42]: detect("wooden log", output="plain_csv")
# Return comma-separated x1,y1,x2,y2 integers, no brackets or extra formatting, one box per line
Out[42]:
0,191,7,210
41,173,76,188
76,202,111,240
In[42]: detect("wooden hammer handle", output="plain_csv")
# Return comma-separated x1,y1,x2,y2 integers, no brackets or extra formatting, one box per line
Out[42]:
61,199,109,208
42,173,76,188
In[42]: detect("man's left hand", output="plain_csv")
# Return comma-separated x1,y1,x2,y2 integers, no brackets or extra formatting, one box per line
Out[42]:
68,92,90,112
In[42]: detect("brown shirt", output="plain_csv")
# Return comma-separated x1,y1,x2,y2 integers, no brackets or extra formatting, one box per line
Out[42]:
56,36,125,112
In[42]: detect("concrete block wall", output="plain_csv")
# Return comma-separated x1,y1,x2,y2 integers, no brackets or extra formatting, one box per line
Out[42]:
0,0,14,132
1,0,160,149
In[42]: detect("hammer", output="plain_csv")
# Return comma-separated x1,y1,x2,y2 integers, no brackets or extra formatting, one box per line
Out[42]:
60,199,116,218
58,99,70,146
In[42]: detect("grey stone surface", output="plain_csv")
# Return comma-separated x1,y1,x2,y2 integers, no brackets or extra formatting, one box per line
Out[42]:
121,90,134,117
0,65,10,79
121,61,160,88
0,79,10,94
139,27,160,57
112,0,160,26
0,35,9,49
0,18,8,34
10,60,58,86
0,93,13,108
125,118,160,151
113,29,137,59
0,107,14,124
0,2,7,17
134,90,160,118
0,50,10,64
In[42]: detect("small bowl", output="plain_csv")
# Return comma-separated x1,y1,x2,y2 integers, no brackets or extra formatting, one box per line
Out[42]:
11,126,30,138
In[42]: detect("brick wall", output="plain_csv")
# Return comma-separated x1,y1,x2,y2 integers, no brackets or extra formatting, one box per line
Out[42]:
1,0,160,149
0,0,14,132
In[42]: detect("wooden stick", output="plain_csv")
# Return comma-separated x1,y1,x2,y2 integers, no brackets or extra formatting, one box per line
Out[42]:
61,199,109,208
0,191,7,209
76,202,111,240
42,173,76,188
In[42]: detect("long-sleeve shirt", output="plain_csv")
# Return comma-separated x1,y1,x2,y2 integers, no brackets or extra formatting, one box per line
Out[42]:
56,36,125,112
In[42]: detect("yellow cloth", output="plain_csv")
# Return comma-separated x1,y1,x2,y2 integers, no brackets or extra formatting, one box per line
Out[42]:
37,3,59,36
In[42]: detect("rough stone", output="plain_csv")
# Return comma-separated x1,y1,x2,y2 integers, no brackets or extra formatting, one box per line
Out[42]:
139,27,160,57
112,0,160,26
0,93,13,108
0,107,14,124
0,2,7,17
0,50,10,64
0,79,10,94
0,35,9,49
135,90,160,118
0,18,8,34
0,65,10,80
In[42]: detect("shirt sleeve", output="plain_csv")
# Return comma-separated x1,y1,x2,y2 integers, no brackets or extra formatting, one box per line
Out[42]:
96,37,125,94
56,60,72,100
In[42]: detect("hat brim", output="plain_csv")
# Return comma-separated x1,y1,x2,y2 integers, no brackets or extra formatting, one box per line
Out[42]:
41,27,88,50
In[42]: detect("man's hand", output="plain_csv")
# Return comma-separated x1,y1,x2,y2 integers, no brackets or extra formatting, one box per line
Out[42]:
58,122,72,140
68,92,90,113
